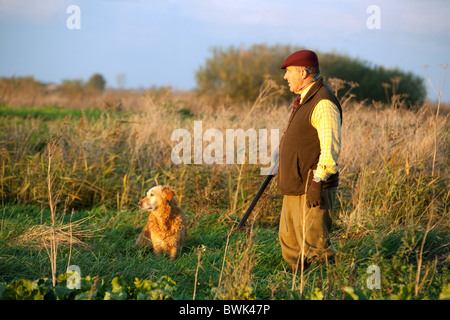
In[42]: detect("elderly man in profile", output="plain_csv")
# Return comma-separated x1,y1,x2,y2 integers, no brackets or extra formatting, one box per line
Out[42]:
277,50,342,272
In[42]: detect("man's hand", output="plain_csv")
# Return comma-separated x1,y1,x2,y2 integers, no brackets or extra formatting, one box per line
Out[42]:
306,180,322,208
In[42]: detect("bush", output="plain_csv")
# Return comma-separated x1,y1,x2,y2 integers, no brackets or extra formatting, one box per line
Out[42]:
195,44,293,104
195,44,426,106
86,73,106,93
0,76,46,106
319,52,426,106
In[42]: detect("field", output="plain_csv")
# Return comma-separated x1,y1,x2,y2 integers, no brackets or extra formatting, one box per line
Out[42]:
0,85,449,300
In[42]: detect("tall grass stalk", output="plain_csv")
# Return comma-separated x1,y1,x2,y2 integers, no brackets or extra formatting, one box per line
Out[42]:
43,116,78,286
214,226,234,300
291,171,311,295
424,64,448,177
416,64,449,296
66,207,75,271
214,222,257,300
231,164,245,214
44,118,68,286
192,245,204,300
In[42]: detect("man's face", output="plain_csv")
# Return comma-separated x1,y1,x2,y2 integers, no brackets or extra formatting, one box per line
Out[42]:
284,66,304,93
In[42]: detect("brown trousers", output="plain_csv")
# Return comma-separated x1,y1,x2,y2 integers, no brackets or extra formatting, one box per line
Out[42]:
279,187,337,269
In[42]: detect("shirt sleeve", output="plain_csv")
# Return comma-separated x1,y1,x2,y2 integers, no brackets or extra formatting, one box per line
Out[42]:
310,99,341,181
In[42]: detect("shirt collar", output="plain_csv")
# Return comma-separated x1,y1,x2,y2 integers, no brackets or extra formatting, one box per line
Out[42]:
299,82,314,103
298,75,320,103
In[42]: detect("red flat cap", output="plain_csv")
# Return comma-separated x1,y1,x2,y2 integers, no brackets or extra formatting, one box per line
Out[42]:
280,50,319,69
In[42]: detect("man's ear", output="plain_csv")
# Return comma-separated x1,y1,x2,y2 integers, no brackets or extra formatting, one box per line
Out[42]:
302,68,308,80
161,186,174,202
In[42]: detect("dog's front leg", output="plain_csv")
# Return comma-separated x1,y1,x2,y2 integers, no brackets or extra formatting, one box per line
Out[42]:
152,239,164,257
169,249,180,262
154,249,163,257
135,232,152,249
135,226,152,249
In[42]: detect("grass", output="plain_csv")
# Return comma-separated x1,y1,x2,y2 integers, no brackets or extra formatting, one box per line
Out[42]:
0,104,106,121
0,85,449,300
0,204,277,299
7,203,445,300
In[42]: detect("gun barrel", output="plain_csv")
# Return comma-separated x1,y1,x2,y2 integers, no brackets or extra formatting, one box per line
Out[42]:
237,148,279,228
238,173,274,228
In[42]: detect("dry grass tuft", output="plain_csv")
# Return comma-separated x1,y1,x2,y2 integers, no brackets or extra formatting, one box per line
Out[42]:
13,216,102,249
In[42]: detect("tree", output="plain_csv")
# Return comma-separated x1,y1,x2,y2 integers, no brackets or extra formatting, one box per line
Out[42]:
195,44,426,106
195,44,294,103
86,73,106,93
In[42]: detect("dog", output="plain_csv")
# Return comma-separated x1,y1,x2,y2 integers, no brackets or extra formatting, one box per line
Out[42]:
135,185,187,261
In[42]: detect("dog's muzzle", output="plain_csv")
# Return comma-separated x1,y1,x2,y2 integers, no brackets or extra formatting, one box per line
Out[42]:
138,200,157,211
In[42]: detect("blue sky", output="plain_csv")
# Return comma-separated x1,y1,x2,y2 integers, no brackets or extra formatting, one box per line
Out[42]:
0,0,449,102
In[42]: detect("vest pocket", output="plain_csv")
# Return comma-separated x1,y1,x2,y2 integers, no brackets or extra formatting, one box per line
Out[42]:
289,151,302,184
296,155,302,182
280,151,303,194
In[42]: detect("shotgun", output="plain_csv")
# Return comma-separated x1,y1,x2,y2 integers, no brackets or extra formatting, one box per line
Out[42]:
238,151,279,228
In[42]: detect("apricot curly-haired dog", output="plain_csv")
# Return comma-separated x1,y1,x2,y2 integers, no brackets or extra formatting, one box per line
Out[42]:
135,185,187,261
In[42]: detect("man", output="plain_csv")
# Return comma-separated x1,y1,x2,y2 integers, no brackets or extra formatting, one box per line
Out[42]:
278,50,342,272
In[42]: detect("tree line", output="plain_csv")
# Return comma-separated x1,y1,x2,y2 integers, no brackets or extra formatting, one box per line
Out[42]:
195,44,426,107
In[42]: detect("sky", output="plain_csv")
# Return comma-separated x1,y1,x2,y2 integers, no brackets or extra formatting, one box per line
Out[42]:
0,0,449,102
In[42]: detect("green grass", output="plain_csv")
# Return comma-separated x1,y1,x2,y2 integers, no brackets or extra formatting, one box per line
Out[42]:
0,103,449,300
0,204,279,299
1,203,448,300
0,104,106,121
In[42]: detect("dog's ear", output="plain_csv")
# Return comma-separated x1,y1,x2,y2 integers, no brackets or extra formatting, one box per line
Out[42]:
161,186,174,202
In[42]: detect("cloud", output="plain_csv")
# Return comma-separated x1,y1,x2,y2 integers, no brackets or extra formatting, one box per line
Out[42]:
379,0,450,36
171,0,288,27
0,0,70,20
168,0,369,41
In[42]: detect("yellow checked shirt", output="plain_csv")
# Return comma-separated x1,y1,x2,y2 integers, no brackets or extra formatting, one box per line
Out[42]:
298,83,341,182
